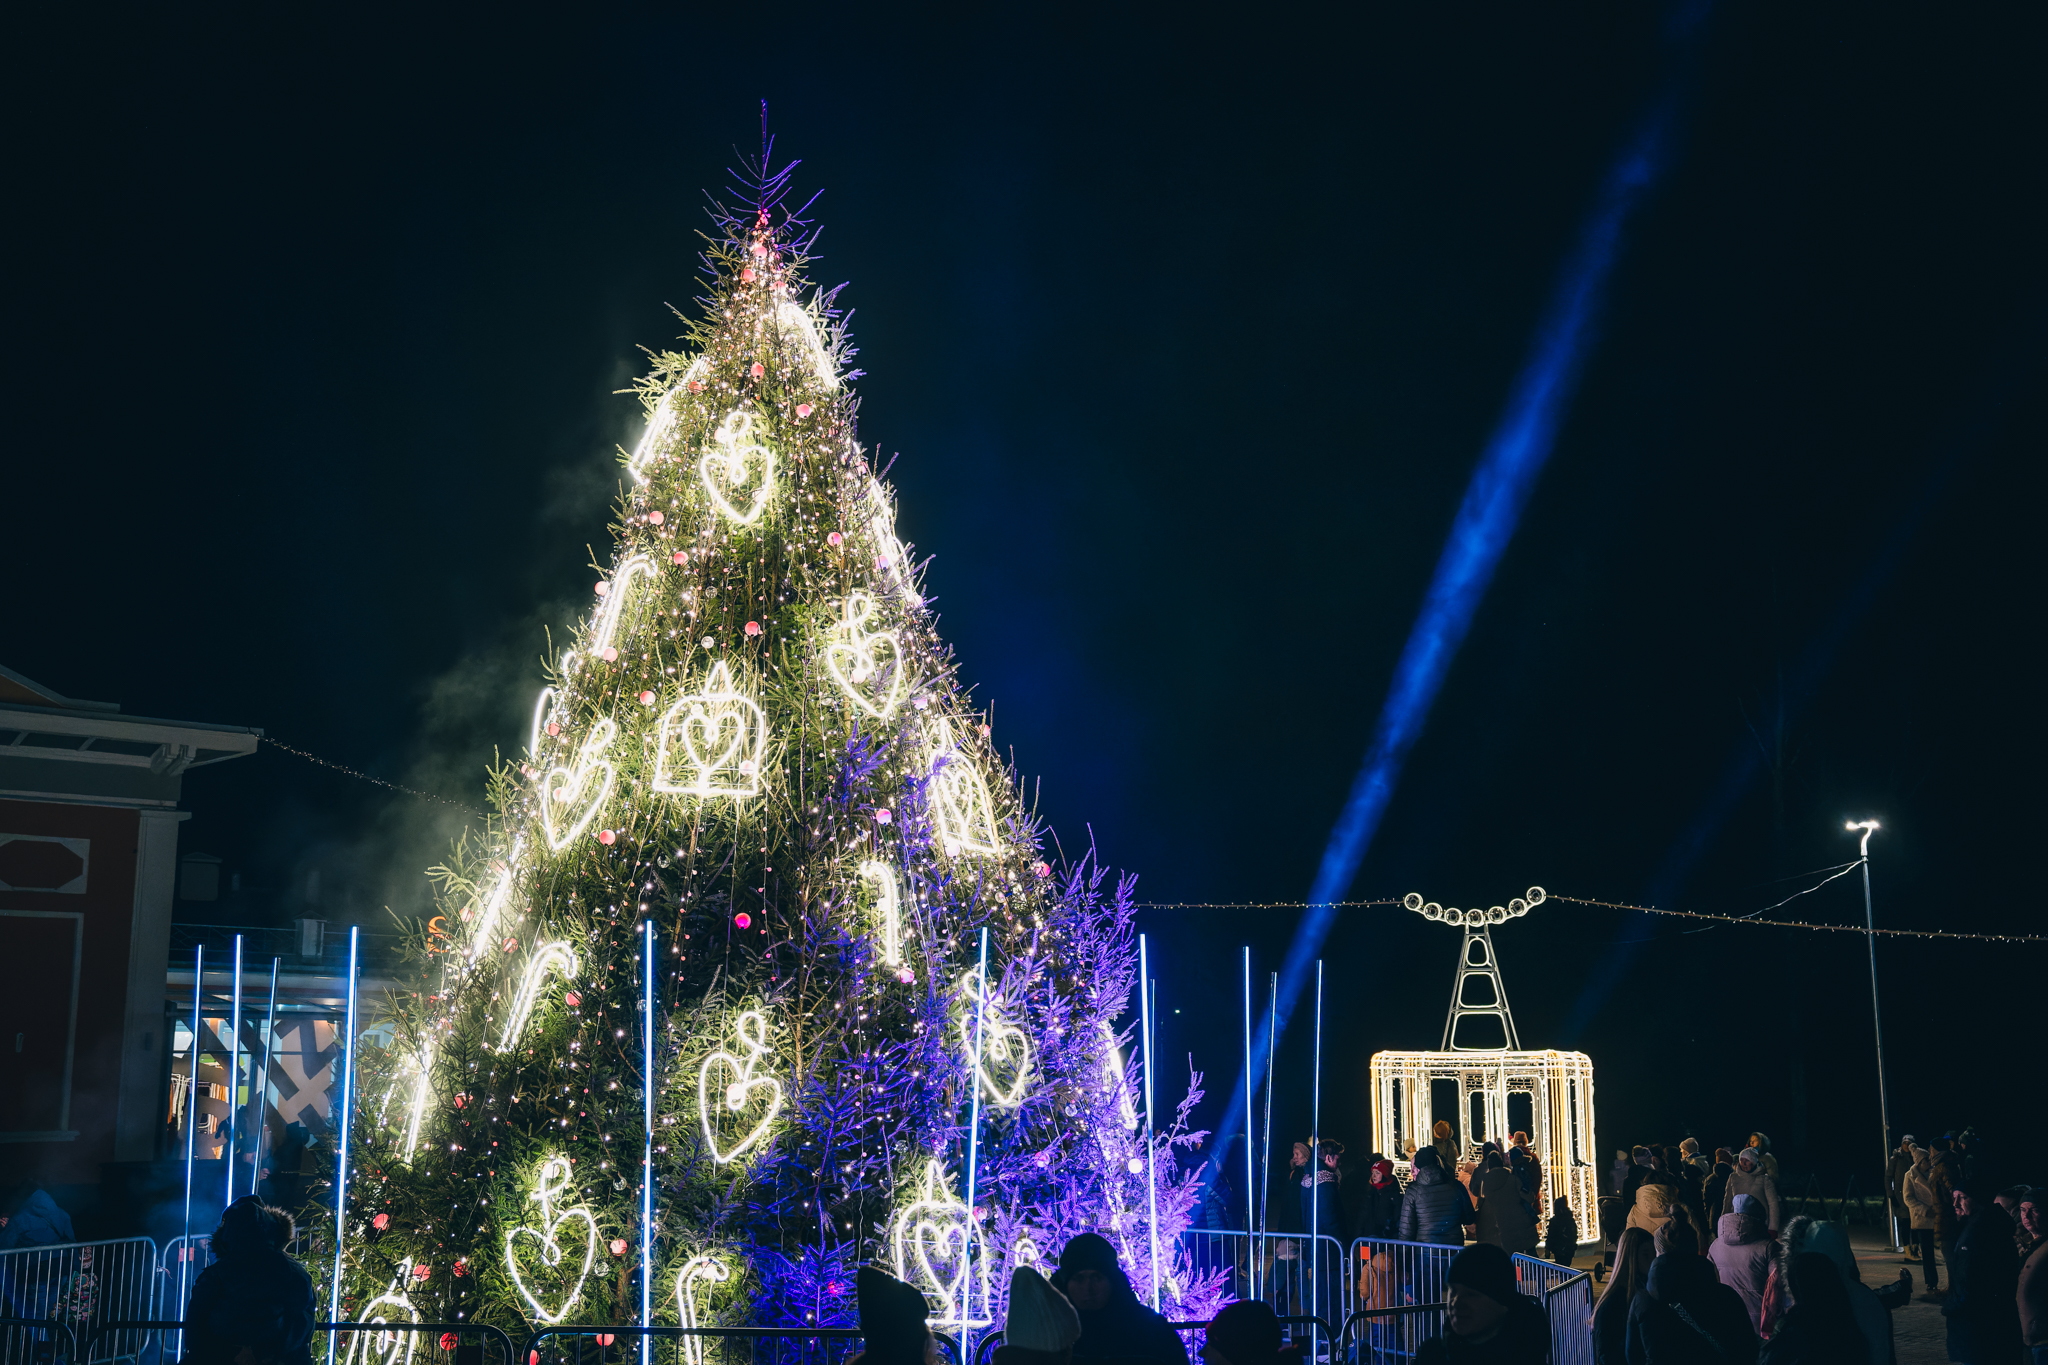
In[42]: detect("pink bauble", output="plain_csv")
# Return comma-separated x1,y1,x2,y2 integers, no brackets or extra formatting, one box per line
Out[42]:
565,991,582,1008
686,380,703,393
639,690,656,706
751,242,767,257
750,362,765,378
412,1264,430,1280
545,721,560,737
796,403,813,418
875,808,893,825
896,967,915,984
610,1239,629,1256
648,510,665,525
502,937,518,952
600,647,618,662
978,723,991,738
373,1213,390,1230
594,581,610,597
597,829,616,846
740,266,756,282
827,531,843,546
1034,861,1052,878
673,550,687,564
745,620,762,637
734,912,752,930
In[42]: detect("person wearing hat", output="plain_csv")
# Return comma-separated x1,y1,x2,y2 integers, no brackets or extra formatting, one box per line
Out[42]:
182,1195,316,1365
1415,1242,1548,1363
1887,1135,1919,1257
1707,1193,1772,1332
856,1266,939,1365
1049,1233,1186,1365
997,1266,1083,1365
1199,1301,1292,1365
1625,1218,1757,1364
1720,1148,1782,1234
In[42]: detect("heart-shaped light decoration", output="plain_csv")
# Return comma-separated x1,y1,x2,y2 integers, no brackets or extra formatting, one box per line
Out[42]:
889,1160,990,1328
823,592,907,720
925,719,1002,858
540,721,618,851
504,1155,597,1325
654,663,767,800
955,971,1031,1108
697,1010,784,1163
700,409,775,525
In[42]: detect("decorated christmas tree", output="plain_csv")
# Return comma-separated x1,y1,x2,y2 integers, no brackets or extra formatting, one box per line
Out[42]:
336,145,1223,1339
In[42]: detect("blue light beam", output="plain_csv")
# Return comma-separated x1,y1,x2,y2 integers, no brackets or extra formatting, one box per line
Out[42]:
1206,40,1698,1167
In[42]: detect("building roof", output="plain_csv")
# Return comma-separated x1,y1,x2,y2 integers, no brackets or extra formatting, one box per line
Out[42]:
0,663,262,808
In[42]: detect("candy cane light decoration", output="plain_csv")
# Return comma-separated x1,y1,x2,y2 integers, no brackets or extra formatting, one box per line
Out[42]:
342,1260,421,1365
499,943,579,1052
858,860,904,967
561,555,654,676
673,1254,731,1365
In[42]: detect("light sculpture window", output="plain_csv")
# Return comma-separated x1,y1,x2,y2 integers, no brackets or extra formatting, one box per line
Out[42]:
654,663,768,799
925,720,1001,858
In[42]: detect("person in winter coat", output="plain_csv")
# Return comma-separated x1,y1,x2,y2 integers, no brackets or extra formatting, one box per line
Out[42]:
1709,1194,1774,1332
1758,1252,1864,1365
182,1196,315,1365
1433,1120,1462,1175
1905,1145,1946,1293
1051,1234,1187,1365
1722,1148,1784,1232
854,1266,940,1365
0,1181,73,1250
1416,1242,1551,1365
1702,1152,1736,1232
1677,1138,1710,1181
1400,1147,1478,1247
1609,1151,1634,1198
1594,1228,1657,1365
1943,1187,2021,1364
1199,1301,1291,1365
1625,1218,1759,1365
1544,1198,1579,1267
1795,1220,1894,1365
996,1267,1082,1365
1356,1158,1404,1241
1625,1180,1681,1239
1888,1136,1920,1255
1475,1151,1540,1255
2016,1189,2048,1361
1620,1148,1657,1210
1301,1139,1344,1240
1746,1133,1779,1180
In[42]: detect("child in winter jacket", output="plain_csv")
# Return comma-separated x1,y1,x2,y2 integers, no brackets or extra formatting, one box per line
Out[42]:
1545,1196,1579,1266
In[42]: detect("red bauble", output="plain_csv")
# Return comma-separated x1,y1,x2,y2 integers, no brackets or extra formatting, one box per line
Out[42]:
875,808,893,825
501,937,518,952
750,241,767,257
749,362,765,378
453,1259,469,1277
412,1264,431,1281
734,912,752,930
978,723,991,738
673,550,687,564
740,267,756,282
372,1213,390,1230
600,646,619,662
441,1336,460,1351
744,621,762,637
639,690,657,706
1034,861,1052,878
546,721,560,736
594,580,610,597
796,403,813,419
610,1238,629,1256
597,829,617,846
565,991,582,1007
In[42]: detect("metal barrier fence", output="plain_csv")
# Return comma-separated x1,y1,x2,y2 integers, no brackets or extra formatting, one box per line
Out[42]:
1349,1238,1457,1322
85,1321,515,1365
1,1317,78,1365
1512,1258,1593,1365
972,1316,1330,1365
527,1325,966,1365
1339,1303,1445,1365
1177,1230,1353,1331
0,1239,161,1365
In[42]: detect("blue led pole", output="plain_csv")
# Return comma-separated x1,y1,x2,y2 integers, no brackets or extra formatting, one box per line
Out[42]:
327,927,360,1364
1139,934,1160,1312
1310,960,1324,1342
1241,949,1256,1299
642,919,655,1365
252,958,279,1198
1259,974,1275,1253
962,927,991,1360
225,934,243,1207
179,943,202,1353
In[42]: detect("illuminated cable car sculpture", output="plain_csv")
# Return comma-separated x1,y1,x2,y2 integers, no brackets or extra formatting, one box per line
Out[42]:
1368,887,1599,1244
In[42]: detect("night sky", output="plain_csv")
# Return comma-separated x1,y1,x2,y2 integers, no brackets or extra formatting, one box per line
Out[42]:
9,3,2045,1185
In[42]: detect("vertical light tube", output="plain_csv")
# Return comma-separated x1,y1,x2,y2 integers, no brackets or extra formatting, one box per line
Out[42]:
226,934,243,1207
1259,973,1276,1251
962,927,992,1359
179,943,202,1356
642,919,655,1363
253,959,280,1199
327,927,360,1364
1241,948,1256,1300
1139,934,1160,1312
1310,960,1324,1341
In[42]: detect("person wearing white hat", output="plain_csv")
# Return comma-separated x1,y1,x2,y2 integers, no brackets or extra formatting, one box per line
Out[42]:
996,1266,1083,1365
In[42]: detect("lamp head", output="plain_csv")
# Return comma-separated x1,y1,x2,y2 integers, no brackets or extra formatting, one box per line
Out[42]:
1845,819,1880,856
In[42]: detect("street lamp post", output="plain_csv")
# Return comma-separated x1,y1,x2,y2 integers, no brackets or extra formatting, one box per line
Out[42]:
1848,820,1894,1248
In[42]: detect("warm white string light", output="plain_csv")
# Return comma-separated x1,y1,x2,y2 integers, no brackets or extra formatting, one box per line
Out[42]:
541,721,618,851
926,719,1002,858
824,592,907,719
700,409,776,525
505,1155,598,1325
698,1010,784,1163
858,860,904,967
673,1254,731,1365
954,971,1031,1108
890,1160,990,1329
499,943,580,1052
654,663,767,799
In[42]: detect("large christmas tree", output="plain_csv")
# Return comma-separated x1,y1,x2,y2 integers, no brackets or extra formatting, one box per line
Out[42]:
336,147,1220,1339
